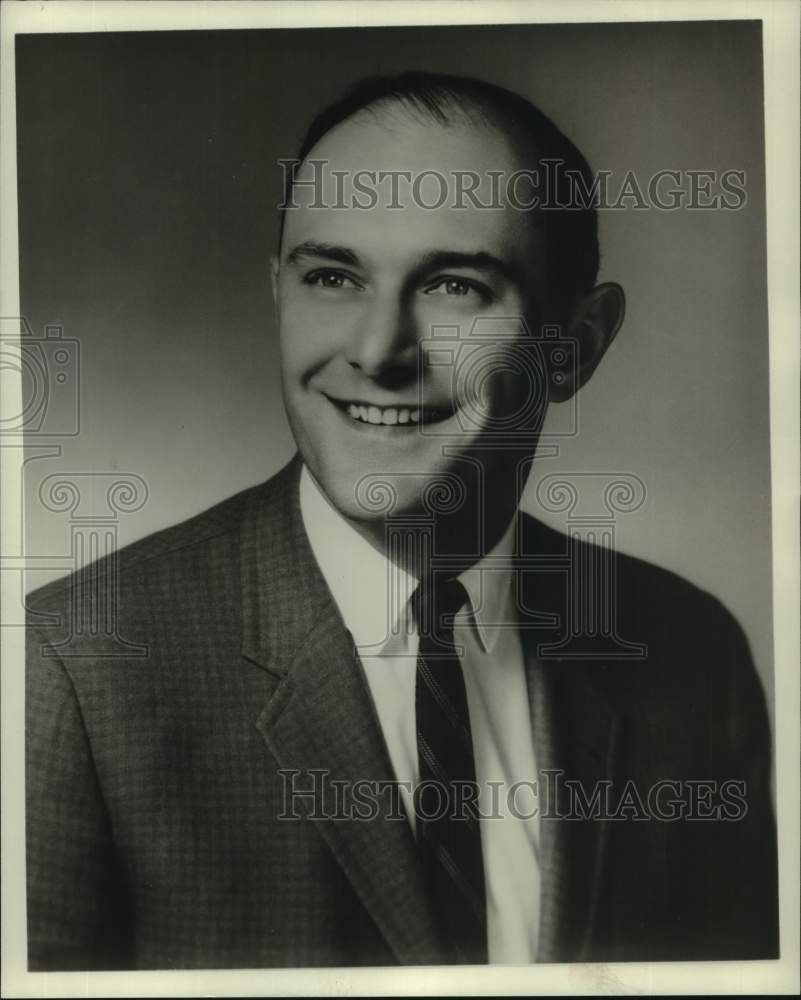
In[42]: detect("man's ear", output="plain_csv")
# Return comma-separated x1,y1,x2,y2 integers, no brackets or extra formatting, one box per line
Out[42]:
549,282,625,403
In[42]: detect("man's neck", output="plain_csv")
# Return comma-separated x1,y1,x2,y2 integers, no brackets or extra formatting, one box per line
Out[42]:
333,478,524,580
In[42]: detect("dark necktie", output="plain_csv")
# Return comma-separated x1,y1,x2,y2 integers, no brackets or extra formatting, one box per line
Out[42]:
413,576,488,964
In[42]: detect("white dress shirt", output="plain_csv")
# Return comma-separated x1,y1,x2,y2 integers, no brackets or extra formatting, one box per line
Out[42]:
299,465,541,963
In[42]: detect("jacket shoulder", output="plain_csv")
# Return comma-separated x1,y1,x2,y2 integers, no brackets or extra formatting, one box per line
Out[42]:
520,514,772,784
520,511,742,639
26,458,298,617
518,511,763,721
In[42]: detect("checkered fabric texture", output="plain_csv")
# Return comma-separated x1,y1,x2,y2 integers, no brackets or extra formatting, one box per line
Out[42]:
26,454,779,969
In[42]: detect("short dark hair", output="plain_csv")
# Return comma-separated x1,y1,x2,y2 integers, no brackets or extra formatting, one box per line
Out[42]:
280,71,600,310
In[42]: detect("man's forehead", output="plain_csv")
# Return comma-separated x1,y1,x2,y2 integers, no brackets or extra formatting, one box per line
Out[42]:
284,106,546,261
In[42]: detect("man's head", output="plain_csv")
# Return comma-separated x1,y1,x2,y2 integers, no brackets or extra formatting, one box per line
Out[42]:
272,72,624,553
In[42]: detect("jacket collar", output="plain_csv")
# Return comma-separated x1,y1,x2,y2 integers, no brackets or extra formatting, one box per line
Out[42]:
240,453,330,675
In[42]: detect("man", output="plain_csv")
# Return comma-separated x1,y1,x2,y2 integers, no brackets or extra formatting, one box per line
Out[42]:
26,72,778,969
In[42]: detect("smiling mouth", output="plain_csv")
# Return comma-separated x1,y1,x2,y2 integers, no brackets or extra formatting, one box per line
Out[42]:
326,396,455,427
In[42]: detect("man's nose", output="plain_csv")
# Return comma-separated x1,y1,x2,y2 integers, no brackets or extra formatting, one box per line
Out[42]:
345,290,418,380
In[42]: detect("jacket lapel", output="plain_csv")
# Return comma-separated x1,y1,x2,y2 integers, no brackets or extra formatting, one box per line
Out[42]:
241,456,442,965
519,516,621,963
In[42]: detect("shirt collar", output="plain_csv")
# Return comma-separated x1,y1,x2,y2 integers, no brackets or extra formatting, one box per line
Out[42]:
300,464,516,656
459,519,515,654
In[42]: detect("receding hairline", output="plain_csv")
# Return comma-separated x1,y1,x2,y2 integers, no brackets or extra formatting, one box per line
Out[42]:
298,90,550,176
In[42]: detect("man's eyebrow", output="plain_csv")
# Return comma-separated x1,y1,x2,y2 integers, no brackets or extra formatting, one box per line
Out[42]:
285,241,361,266
284,243,526,284
416,250,524,285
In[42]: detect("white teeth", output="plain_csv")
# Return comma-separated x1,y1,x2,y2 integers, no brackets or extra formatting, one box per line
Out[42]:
343,401,426,426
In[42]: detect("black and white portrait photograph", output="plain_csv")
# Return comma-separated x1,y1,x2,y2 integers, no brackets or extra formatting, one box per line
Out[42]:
1,1,798,996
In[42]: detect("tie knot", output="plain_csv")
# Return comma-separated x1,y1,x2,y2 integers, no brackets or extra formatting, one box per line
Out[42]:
413,575,467,640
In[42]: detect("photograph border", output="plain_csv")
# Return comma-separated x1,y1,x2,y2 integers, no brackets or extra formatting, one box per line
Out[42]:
1,1,798,996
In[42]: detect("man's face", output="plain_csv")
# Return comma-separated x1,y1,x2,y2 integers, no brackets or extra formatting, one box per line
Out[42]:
275,106,553,526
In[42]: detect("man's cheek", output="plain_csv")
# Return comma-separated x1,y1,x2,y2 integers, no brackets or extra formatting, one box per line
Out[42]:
283,305,353,358
279,286,325,327
279,322,329,375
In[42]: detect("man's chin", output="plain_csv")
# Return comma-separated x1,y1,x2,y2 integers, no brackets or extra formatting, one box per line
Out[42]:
295,425,484,526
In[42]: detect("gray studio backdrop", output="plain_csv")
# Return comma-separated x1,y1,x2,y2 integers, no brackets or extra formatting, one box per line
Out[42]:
17,21,772,721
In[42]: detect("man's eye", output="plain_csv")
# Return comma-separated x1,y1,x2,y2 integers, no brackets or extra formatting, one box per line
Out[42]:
303,270,361,291
425,278,490,300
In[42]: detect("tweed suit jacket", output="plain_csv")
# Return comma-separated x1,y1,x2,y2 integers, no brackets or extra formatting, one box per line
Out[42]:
26,454,779,970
